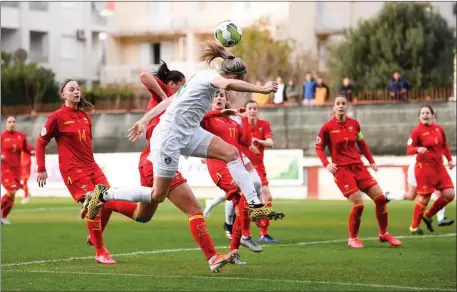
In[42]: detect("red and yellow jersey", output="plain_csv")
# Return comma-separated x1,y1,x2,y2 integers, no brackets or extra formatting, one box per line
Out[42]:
139,77,173,168
407,122,452,165
1,130,33,170
201,110,251,171
240,118,272,166
315,116,375,167
36,105,98,181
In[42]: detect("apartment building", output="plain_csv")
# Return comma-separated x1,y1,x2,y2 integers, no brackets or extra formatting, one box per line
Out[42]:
0,1,110,88
100,1,456,85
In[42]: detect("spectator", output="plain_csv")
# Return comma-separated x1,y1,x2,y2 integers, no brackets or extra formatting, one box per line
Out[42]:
340,77,355,103
285,79,300,106
387,72,410,102
315,77,330,106
252,80,271,106
272,76,286,105
302,73,316,105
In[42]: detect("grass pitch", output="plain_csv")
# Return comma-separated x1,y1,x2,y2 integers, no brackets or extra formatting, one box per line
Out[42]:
1,197,456,291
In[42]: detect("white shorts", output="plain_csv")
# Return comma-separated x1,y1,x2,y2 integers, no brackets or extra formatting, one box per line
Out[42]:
242,153,251,165
149,125,214,178
407,161,417,187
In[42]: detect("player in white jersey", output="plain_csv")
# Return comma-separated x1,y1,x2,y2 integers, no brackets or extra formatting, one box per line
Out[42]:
385,114,453,228
84,41,284,224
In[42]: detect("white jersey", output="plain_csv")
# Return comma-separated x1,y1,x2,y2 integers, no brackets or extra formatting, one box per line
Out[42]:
160,69,220,137
229,114,242,125
407,155,417,187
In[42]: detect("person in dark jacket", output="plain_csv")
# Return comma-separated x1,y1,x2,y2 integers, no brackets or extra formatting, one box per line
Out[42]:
340,77,355,103
387,72,410,102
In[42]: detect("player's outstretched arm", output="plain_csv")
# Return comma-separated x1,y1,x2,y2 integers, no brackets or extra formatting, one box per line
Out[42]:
211,77,278,94
127,97,173,142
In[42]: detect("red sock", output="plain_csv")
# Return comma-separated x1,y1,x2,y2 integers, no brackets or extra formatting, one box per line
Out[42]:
239,197,251,237
1,194,15,218
189,213,217,260
374,195,388,235
23,183,29,198
348,204,364,239
230,209,242,251
411,201,426,228
103,201,137,219
258,202,271,236
86,216,105,255
100,206,113,232
426,196,451,218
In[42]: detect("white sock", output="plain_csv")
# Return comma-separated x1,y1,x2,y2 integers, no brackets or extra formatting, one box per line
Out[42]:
249,170,262,198
103,187,152,203
437,207,446,222
386,191,405,201
207,191,226,211
227,158,261,205
225,200,235,225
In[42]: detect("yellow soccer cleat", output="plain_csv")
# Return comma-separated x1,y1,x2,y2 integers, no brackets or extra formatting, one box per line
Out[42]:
248,204,285,222
85,184,109,220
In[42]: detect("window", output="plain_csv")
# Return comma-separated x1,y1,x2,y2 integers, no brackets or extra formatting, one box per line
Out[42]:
150,43,161,65
29,2,48,11
1,2,19,8
29,31,49,62
60,36,76,60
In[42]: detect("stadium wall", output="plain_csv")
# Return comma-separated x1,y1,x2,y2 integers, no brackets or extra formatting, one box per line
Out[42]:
5,101,456,156
5,151,455,200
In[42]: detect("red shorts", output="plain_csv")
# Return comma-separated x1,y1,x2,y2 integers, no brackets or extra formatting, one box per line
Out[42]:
138,160,187,191
333,164,378,197
209,166,240,200
64,167,109,203
1,167,21,192
415,162,454,195
253,163,269,186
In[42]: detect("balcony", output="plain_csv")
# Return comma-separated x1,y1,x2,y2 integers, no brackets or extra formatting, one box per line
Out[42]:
110,16,190,39
29,53,49,63
100,61,202,85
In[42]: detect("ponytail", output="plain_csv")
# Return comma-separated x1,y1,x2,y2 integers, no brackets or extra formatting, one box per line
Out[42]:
199,40,235,65
154,61,185,84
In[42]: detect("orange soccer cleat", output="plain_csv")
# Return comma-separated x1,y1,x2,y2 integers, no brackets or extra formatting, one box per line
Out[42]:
348,238,364,248
379,233,402,247
209,250,238,273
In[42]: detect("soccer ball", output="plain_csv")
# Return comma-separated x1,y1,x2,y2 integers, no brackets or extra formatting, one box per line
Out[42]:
214,20,242,48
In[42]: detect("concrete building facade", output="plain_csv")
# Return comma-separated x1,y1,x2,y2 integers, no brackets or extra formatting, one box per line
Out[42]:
1,1,109,88
101,1,456,85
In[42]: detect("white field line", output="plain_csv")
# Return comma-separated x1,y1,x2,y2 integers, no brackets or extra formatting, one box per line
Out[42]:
14,207,80,213
2,269,455,291
2,233,455,267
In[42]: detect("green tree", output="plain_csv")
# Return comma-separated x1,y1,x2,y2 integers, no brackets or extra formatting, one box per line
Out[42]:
327,2,456,90
1,50,59,109
230,18,295,82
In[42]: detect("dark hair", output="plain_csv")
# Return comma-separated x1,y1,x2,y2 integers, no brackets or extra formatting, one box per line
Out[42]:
418,105,435,117
59,79,94,109
200,40,246,77
245,100,258,107
154,61,185,84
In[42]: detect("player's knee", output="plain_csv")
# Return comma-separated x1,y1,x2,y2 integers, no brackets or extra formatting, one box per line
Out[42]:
151,189,167,203
442,189,455,201
224,146,240,163
185,204,203,217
